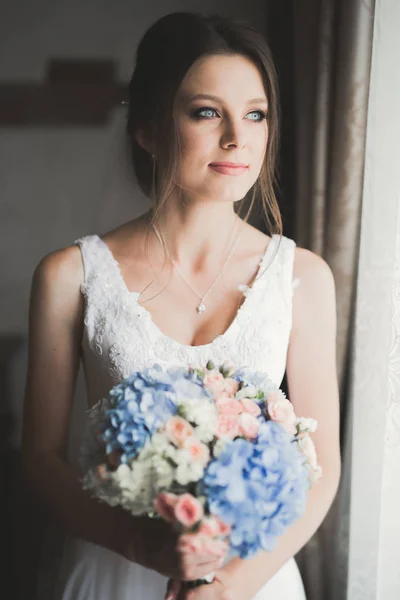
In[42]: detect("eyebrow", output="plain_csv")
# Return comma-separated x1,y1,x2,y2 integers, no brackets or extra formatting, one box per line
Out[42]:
184,93,268,105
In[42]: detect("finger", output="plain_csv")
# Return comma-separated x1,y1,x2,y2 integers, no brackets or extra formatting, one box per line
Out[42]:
182,553,225,571
185,559,224,581
177,538,228,558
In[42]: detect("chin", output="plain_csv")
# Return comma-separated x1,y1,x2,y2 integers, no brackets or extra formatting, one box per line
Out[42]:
197,181,252,204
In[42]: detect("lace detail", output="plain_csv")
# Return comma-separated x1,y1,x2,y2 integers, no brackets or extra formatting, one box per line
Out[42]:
74,233,297,408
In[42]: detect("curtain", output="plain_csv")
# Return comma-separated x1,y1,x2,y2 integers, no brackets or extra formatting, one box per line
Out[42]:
266,1,375,598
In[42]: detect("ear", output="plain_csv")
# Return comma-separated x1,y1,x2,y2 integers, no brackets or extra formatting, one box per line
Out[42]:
135,128,153,154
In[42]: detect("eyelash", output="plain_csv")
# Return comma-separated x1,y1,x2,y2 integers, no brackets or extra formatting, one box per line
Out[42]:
192,107,267,122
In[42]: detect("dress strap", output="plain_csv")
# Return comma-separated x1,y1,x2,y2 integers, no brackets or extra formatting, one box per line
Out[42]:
74,234,123,299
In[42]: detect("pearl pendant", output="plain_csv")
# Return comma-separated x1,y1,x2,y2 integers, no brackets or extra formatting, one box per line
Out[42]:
197,301,206,314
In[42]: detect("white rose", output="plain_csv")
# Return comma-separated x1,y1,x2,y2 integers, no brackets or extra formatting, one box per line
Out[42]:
175,461,203,485
296,417,318,434
235,385,258,400
296,434,322,482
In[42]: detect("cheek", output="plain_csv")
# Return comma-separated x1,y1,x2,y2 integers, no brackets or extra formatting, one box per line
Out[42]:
179,128,213,161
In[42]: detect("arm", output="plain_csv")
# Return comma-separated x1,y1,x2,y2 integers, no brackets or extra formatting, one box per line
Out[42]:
216,248,342,599
21,246,223,582
21,247,138,557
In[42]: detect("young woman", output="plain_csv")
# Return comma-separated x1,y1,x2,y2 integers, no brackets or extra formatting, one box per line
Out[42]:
21,12,341,600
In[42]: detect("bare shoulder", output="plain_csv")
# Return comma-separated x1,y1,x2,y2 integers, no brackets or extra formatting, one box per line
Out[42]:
291,245,337,338
34,243,83,292
293,245,335,292
31,243,85,326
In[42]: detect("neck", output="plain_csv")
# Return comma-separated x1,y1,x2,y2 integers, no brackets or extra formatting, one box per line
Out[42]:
146,196,242,274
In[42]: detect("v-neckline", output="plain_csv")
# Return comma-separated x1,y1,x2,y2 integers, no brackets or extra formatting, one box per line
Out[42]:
94,233,279,350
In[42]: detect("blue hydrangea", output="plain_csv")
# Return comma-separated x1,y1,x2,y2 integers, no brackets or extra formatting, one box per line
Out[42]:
200,421,309,559
100,364,210,463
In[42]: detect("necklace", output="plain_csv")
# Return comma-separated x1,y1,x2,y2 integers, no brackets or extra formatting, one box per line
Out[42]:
151,216,243,314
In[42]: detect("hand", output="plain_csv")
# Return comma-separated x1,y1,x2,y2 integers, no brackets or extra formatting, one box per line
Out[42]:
164,572,235,600
126,516,227,581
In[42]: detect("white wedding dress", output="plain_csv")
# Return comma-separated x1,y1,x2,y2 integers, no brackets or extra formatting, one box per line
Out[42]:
53,232,307,600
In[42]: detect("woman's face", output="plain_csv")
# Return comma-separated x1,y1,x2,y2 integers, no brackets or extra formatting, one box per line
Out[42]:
173,53,269,204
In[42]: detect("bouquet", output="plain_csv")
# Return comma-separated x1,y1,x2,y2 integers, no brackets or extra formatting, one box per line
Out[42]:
81,360,322,588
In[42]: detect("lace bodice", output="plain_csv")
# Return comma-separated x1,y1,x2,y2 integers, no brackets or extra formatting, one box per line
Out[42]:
74,233,298,409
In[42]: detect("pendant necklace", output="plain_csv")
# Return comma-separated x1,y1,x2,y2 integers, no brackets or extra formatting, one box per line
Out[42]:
151,216,243,314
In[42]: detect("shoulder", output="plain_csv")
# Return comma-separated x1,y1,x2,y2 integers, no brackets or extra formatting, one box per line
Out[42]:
30,244,85,327
292,245,335,289
290,244,337,339
34,243,84,290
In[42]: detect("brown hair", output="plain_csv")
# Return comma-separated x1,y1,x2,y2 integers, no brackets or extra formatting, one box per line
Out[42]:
126,12,282,302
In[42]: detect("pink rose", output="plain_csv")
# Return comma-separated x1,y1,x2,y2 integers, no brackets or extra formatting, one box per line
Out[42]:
154,492,180,524
216,414,240,439
240,398,262,417
182,437,210,465
215,393,243,415
174,494,204,528
238,413,260,439
266,391,297,434
165,416,194,447
203,369,226,394
220,377,239,396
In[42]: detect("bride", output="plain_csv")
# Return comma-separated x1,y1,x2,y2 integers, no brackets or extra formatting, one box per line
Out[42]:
21,11,341,600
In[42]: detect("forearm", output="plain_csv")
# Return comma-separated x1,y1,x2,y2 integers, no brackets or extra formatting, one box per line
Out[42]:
218,467,341,600
22,452,148,564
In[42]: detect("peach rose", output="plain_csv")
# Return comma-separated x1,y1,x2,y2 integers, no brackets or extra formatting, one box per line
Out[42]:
216,414,240,439
220,377,239,396
239,413,260,439
240,398,262,417
215,393,243,415
266,391,297,434
174,494,204,528
165,416,194,447
203,369,226,394
154,492,180,524
182,437,210,465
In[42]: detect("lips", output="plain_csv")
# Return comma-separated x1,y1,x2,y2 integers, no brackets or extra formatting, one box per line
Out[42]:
208,162,249,176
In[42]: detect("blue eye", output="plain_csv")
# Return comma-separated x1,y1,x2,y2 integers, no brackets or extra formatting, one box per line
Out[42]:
246,111,267,122
192,107,267,121
194,107,219,119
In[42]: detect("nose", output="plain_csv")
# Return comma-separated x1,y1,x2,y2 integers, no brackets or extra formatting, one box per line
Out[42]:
220,117,247,150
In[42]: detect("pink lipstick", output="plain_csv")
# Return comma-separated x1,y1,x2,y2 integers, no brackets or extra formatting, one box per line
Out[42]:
208,162,249,176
